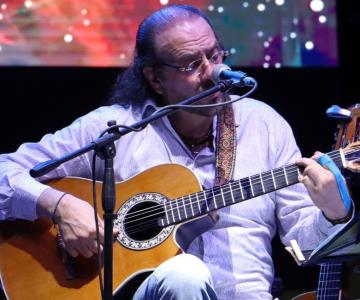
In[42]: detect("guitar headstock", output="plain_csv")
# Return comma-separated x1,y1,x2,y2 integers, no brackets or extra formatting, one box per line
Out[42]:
334,104,360,150
343,141,360,173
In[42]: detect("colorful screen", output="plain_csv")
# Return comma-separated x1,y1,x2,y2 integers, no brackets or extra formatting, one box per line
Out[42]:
0,0,337,67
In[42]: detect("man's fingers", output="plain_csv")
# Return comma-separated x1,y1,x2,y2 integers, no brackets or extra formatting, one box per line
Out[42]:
66,246,79,258
77,245,95,258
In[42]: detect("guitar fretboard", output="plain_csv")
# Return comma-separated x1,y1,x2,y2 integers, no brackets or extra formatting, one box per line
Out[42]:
317,263,342,300
160,149,344,227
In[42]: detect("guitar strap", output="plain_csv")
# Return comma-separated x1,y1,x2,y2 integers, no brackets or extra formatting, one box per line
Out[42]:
215,103,237,187
209,103,236,223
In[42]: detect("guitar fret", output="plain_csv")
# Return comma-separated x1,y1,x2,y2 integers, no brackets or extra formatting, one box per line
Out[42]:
168,201,174,224
229,182,235,203
271,169,277,189
160,218,165,227
249,176,254,197
201,191,209,212
283,166,289,185
220,187,226,206
238,180,244,200
318,279,341,282
175,199,181,220
189,195,195,217
164,203,170,225
196,192,201,212
212,190,218,209
297,167,301,177
170,201,176,223
259,173,265,193
181,196,188,219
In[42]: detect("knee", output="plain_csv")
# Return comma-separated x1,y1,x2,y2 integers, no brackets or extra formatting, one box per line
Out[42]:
154,254,213,289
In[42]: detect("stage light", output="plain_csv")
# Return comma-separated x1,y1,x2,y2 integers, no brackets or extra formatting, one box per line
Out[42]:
290,32,297,39
257,3,266,12
275,0,285,6
24,1,32,9
309,0,324,12
64,34,74,43
217,6,224,13
305,41,314,50
319,15,327,23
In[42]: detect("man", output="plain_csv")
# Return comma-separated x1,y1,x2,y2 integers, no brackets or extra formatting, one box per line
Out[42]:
0,5,352,300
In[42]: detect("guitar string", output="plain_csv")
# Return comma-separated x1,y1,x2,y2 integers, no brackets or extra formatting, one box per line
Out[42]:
124,170,344,235
122,149,355,234
121,147,359,234
316,262,343,299
124,167,357,234
317,263,342,299
123,149,344,222
123,146,353,220
123,149,343,220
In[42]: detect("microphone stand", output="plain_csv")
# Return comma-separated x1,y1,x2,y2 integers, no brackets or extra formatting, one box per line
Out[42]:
30,80,233,300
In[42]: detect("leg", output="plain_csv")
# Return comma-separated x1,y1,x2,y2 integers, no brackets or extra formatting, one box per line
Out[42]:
133,253,217,300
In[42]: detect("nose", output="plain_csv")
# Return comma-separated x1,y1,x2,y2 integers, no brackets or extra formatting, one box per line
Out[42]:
200,56,216,84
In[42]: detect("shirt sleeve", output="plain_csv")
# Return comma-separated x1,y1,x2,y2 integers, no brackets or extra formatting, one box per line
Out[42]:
0,106,114,221
272,115,344,251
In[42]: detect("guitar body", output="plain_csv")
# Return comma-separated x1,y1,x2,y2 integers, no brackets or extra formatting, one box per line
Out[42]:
292,291,343,300
291,291,316,300
0,164,204,300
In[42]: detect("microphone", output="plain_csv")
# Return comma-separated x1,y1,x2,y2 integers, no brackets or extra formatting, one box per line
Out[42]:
212,64,256,87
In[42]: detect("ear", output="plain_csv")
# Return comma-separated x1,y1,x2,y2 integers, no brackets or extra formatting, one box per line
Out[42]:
143,66,164,95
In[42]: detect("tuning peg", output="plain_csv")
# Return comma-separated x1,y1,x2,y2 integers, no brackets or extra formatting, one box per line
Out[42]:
326,105,352,122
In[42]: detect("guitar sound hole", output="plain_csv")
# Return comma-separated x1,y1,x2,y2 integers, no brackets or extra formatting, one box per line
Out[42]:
123,201,164,241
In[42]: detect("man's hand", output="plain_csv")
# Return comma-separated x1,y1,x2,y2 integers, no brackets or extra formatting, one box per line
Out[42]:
54,194,105,257
297,152,349,221
37,189,118,258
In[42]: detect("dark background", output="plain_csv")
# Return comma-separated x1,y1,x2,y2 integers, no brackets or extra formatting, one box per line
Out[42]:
0,0,359,298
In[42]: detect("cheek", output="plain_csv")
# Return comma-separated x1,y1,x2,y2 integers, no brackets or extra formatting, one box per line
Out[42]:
164,77,197,94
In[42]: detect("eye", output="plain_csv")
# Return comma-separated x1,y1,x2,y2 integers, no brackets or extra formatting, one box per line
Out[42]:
186,58,203,72
210,51,222,63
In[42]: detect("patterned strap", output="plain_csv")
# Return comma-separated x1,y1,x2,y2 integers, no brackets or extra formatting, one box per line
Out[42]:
208,104,236,223
215,104,237,187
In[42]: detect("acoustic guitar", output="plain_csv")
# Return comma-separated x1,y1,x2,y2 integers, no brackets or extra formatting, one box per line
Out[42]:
1,142,360,299
292,263,343,300
292,104,360,300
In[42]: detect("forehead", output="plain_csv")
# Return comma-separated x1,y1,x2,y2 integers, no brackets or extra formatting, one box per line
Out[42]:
154,17,218,60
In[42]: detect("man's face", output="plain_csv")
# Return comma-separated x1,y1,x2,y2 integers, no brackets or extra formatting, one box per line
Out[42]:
147,17,225,116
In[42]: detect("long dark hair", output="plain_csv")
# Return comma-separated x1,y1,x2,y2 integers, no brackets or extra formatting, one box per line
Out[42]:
109,5,220,109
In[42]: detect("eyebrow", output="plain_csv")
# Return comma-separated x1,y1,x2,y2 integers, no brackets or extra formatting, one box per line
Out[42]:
177,42,220,63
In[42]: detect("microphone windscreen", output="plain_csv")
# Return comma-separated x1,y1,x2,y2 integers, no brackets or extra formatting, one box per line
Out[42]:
211,64,231,82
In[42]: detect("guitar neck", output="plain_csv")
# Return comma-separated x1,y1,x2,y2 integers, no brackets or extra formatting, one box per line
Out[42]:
160,149,345,227
317,263,342,300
